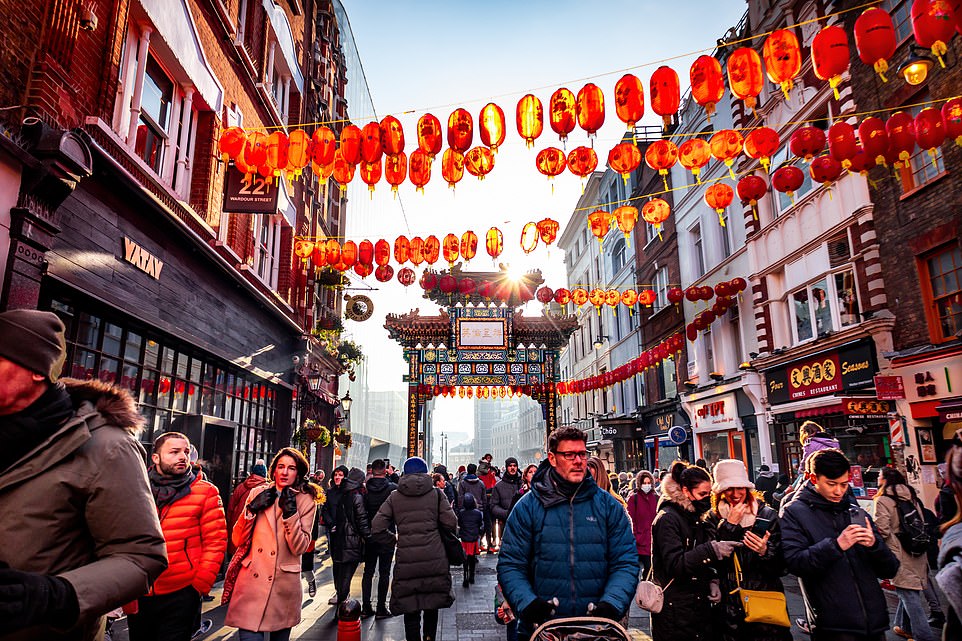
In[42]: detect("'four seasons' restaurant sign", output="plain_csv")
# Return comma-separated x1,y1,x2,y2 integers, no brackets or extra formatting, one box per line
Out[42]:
765,341,878,405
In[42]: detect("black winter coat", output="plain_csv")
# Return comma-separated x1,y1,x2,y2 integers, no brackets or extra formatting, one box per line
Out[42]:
458,507,484,543
707,502,791,641
372,474,457,614
490,474,522,521
457,475,486,511
364,477,397,526
333,473,371,563
650,477,720,641
780,483,899,637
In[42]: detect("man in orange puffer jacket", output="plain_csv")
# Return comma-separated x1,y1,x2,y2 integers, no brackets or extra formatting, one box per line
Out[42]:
128,432,227,641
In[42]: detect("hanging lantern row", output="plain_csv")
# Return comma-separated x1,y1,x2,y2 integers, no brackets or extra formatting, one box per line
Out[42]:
218,5,960,191
419,272,537,304
416,382,556,399
557,333,686,395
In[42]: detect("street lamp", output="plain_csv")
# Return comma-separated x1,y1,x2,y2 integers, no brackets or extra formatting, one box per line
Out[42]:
340,391,353,413
898,46,935,86
593,335,609,350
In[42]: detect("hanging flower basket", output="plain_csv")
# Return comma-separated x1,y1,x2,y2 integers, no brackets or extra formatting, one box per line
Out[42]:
314,426,331,447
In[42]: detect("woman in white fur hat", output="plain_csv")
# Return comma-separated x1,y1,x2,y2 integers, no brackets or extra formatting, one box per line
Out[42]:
707,459,791,641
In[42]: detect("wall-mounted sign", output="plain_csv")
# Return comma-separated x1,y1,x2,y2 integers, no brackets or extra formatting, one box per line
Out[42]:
766,341,877,405
122,237,164,279
223,165,279,214
693,393,737,432
669,426,688,445
456,319,507,348
874,375,906,400
844,398,891,420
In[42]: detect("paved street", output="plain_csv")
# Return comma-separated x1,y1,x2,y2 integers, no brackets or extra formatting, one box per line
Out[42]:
110,549,912,641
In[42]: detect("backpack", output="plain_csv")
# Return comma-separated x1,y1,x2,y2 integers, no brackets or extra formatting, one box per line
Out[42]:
895,497,932,556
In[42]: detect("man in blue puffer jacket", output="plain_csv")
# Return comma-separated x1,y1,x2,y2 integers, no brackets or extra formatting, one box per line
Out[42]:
497,427,638,639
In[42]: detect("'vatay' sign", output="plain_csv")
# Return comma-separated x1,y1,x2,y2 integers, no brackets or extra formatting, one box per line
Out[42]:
123,237,164,280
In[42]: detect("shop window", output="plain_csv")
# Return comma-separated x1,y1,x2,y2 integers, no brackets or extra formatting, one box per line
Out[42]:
791,270,861,344
699,430,746,469
921,242,962,342
254,214,283,290
691,224,705,277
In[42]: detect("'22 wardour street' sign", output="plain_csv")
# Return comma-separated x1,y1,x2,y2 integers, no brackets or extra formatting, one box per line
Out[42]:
765,341,877,405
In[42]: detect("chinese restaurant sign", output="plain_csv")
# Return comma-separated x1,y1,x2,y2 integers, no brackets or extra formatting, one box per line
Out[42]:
766,341,877,405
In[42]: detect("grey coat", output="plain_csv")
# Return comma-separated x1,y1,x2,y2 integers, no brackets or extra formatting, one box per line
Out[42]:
372,473,457,613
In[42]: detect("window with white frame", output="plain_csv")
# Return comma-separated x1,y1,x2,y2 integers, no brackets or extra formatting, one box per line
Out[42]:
703,327,715,374
658,356,676,399
691,224,705,276
790,269,861,343
719,208,733,259
645,212,658,244
653,266,669,310
253,214,282,290
136,57,173,173
611,238,627,274
728,303,744,366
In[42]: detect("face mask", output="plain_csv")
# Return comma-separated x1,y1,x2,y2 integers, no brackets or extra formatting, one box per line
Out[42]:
691,496,712,514
641,484,653,493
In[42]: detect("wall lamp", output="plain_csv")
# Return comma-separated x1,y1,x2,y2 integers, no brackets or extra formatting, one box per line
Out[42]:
683,379,698,390
709,372,725,381
593,335,609,349
899,46,935,86
738,361,757,371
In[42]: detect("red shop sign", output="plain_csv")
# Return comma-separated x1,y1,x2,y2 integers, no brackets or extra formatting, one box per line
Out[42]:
874,375,906,400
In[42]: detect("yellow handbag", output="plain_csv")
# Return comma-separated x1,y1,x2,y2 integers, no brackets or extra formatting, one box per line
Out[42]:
732,552,791,628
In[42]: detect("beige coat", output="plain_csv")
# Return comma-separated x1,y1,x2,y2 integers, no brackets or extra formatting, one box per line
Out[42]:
0,379,168,641
224,483,317,632
874,485,928,590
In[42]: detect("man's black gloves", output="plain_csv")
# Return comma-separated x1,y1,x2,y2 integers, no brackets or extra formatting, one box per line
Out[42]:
247,487,278,514
280,487,298,518
0,568,79,632
520,597,556,625
589,601,621,621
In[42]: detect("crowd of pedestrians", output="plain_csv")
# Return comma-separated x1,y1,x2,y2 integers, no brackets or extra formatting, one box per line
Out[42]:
5,309,962,641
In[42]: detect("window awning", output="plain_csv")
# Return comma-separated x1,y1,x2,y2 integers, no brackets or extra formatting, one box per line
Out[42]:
795,402,847,418
937,398,962,422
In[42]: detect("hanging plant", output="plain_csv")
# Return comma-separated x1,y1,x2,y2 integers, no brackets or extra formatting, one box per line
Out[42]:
316,267,348,289
337,340,364,377
314,425,331,447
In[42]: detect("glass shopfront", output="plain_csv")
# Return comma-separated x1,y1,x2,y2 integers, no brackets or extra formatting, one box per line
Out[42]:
698,429,746,470
45,291,282,483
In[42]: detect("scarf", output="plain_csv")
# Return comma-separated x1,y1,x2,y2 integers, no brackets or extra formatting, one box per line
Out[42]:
502,472,522,485
716,497,758,528
0,382,74,474
148,466,197,509
549,468,585,499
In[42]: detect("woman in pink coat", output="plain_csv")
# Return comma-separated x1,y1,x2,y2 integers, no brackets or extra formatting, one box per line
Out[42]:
626,470,658,578
225,447,318,640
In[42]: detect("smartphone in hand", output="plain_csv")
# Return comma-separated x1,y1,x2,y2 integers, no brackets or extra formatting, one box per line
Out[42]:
750,516,773,537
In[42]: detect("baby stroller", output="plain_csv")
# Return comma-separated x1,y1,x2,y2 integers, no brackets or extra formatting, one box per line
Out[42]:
530,616,634,641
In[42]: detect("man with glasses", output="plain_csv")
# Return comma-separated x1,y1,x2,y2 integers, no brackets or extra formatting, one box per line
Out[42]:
497,427,638,639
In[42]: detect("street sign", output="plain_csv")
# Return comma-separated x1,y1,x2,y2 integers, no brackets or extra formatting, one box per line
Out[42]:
668,425,688,445
223,165,279,213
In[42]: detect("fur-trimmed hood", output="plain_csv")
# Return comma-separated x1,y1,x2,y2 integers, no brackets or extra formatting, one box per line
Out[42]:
658,475,694,512
62,378,146,436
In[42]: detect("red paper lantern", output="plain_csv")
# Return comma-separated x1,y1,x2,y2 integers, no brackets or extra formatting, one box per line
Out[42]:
727,47,764,112
828,121,858,169
417,113,443,158
678,138,711,182
809,154,844,188
714,281,732,297
521,222,540,254
516,94,544,148
294,240,315,261
409,149,432,193
667,287,684,304
398,267,416,287
731,277,748,292
447,108,473,153
912,0,957,66
704,183,734,227
460,231,478,261
354,262,373,279
537,218,560,246
423,235,441,265
737,174,768,213
604,289,621,310
485,227,503,260
915,107,946,162
587,210,611,242
465,146,495,180
685,286,700,302
479,103,506,152
332,149,356,189
536,287,554,304
943,97,962,146
650,65,680,129
567,146,598,180
644,140,678,190
886,111,917,164
360,121,383,164
576,83,605,137
442,234,460,266
219,127,246,161
241,131,267,169
859,117,889,165
848,145,873,175
789,126,827,162
613,205,639,241
614,74,645,129
438,274,458,294
639,289,657,306
641,198,671,236
571,288,589,307
359,159,381,193
409,237,425,266
554,288,571,305
709,129,744,178
621,289,639,308
339,124,362,165
324,239,341,267
441,149,465,189
771,165,805,202
394,236,410,264
588,288,606,309
311,126,336,166
855,7,897,81
340,241,358,270
375,264,394,282
811,25,850,99
549,88,577,143
764,29,802,99
384,152,407,194
375,239,391,266
536,147,567,182
459,278,477,297
286,129,310,176
380,115,405,156
690,55,725,120
478,281,495,300
608,142,641,182
744,127,780,172
358,239,374,267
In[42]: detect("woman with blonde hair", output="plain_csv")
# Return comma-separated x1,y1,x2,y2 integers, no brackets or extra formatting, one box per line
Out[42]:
587,456,626,509
224,447,318,641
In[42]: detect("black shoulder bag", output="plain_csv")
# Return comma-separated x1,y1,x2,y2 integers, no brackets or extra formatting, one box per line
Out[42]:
436,488,465,565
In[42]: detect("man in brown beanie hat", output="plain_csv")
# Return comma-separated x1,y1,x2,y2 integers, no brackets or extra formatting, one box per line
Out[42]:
0,308,167,641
